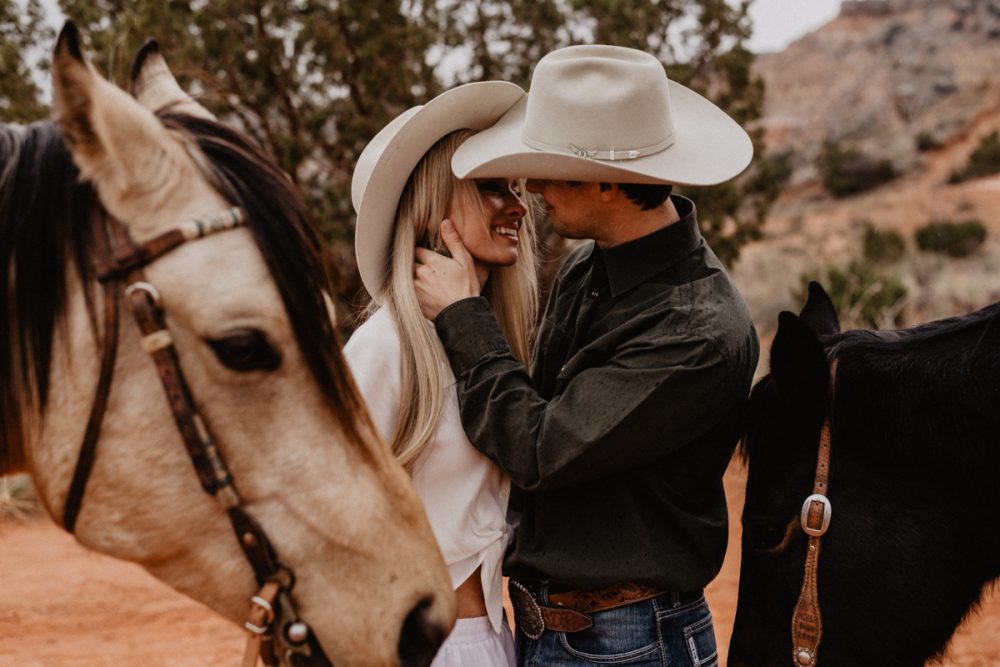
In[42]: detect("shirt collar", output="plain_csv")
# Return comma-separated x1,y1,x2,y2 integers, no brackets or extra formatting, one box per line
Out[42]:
591,195,703,298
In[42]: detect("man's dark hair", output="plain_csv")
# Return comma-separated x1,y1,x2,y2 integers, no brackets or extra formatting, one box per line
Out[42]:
617,183,673,210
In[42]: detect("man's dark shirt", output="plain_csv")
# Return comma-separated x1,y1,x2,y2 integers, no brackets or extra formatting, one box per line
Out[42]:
434,195,759,592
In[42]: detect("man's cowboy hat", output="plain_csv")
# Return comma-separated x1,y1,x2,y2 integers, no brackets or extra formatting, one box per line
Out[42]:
352,81,525,301
452,45,752,186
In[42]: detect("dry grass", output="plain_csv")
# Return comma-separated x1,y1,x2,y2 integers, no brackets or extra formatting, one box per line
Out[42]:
0,474,43,520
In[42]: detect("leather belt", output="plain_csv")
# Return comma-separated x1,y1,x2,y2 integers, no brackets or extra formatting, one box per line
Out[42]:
509,580,697,640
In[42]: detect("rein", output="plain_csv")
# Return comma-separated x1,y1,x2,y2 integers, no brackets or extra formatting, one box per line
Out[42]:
790,359,837,667
62,206,329,667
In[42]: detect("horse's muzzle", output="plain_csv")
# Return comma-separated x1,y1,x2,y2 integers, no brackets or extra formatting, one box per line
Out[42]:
398,597,447,667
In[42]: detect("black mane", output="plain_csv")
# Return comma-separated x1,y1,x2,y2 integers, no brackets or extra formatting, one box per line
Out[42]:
825,300,1000,358
0,121,95,455
0,114,369,464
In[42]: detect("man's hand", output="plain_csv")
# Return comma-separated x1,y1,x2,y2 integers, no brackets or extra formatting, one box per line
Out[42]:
414,219,480,320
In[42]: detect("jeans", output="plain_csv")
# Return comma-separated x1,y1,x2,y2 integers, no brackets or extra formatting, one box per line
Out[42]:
514,583,718,666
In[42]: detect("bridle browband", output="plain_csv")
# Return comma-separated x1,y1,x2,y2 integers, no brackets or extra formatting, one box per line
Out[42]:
63,205,329,667
790,359,838,667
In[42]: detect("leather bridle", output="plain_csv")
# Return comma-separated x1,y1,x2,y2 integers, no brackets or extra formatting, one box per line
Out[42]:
62,206,329,667
790,360,837,667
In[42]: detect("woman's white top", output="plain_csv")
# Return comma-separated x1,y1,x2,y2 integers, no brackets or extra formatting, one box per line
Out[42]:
343,307,512,634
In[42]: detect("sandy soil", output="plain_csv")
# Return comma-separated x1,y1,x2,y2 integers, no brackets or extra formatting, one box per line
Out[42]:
2,462,998,666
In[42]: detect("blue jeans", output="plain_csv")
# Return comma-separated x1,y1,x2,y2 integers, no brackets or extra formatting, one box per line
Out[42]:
514,584,718,666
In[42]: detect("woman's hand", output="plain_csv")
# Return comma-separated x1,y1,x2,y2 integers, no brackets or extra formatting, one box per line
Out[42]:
414,219,480,320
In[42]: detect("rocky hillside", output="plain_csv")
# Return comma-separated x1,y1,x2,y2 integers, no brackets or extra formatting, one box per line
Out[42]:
755,0,1000,182
730,0,1000,352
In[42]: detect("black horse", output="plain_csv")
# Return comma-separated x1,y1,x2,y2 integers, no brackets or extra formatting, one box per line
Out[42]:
729,282,1000,667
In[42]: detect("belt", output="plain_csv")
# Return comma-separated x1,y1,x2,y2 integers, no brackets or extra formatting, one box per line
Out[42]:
509,580,700,640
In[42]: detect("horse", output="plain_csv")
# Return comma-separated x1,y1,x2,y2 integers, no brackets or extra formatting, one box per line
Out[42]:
728,281,1000,667
0,22,455,666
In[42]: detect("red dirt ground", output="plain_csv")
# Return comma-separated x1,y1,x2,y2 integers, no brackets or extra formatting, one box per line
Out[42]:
1,462,998,666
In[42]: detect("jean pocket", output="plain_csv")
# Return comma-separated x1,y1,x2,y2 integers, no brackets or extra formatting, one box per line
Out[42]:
682,611,718,667
557,603,661,664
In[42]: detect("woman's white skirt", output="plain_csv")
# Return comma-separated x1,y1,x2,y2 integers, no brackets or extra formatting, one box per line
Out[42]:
431,615,516,667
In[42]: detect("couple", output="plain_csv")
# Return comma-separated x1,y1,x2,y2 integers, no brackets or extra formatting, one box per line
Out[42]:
346,45,759,667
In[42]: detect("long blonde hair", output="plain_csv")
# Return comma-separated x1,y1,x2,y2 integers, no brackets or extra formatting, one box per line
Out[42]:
372,130,538,473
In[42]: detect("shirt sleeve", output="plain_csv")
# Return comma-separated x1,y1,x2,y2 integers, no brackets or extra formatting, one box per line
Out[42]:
434,296,742,492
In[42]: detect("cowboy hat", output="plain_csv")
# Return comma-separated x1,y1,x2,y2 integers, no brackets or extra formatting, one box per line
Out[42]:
451,44,752,186
352,81,526,301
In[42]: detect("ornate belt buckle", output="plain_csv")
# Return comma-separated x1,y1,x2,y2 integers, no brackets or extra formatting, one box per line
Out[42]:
509,580,545,640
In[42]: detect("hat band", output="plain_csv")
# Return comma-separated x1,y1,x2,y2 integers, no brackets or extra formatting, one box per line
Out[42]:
521,130,675,162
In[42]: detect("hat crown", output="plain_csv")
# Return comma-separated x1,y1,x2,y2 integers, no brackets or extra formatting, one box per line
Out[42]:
523,45,675,159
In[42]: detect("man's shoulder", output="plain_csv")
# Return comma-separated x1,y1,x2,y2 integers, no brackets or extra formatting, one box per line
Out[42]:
555,240,595,281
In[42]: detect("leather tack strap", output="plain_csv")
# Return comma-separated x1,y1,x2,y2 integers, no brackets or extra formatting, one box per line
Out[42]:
63,213,121,533
790,420,832,667
243,581,280,667
63,208,328,666
791,355,838,667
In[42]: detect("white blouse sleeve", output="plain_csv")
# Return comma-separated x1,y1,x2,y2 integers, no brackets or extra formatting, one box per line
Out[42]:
342,309,402,443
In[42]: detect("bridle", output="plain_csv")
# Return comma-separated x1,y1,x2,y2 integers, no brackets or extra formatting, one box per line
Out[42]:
62,205,330,667
790,359,837,667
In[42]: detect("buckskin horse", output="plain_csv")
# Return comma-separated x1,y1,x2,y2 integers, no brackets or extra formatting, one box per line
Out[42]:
0,23,454,666
729,281,1000,667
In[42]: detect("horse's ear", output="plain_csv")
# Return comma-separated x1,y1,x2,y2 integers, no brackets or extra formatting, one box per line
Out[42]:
53,22,192,213
130,39,215,120
770,311,830,420
799,281,840,336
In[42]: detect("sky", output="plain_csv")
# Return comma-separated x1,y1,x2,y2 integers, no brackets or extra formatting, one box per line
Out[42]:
38,0,843,55
746,0,843,53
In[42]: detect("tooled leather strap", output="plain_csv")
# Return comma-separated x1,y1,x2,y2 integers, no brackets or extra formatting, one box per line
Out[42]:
791,358,837,667
790,420,832,667
65,209,324,666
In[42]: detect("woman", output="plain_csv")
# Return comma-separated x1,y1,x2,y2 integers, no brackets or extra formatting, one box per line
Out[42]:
345,82,537,665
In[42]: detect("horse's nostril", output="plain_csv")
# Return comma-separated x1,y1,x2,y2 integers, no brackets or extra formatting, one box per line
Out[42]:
398,596,446,667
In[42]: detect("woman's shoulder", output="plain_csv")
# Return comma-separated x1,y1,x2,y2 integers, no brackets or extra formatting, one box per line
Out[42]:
343,307,402,364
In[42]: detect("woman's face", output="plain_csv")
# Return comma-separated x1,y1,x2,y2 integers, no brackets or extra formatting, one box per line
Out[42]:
449,178,527,271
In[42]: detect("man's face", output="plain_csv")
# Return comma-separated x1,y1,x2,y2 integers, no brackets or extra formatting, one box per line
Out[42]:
525,179,602,240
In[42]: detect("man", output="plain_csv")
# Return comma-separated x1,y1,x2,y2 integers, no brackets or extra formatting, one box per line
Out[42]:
413,44,758,666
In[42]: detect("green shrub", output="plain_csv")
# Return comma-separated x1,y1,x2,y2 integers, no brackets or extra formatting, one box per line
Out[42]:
861,222,905,262
915,131,942,152
915,219,986,257
949,131,1000,182
798,260,907,329
818,141,898,198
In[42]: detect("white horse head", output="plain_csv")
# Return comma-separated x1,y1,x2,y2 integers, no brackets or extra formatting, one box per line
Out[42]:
0,22,454,665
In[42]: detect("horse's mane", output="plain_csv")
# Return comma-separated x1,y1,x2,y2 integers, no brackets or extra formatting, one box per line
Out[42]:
0,114,370,469
825,300,1000,357
0,121,95,463
742,300,1000,465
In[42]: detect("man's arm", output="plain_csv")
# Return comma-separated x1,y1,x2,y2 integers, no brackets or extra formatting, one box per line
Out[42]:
434,296,744,491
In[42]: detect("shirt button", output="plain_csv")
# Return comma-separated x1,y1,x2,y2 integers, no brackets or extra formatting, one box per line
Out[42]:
590,290,599,297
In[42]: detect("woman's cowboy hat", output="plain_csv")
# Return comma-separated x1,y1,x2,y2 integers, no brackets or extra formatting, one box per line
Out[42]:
352,82,525,300
452,45,752,186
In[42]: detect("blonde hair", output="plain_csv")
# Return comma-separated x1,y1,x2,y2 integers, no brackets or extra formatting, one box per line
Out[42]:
372,130,538,473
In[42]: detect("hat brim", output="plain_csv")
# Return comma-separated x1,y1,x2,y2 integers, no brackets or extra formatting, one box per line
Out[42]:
354,82,525,301
452,81,752,186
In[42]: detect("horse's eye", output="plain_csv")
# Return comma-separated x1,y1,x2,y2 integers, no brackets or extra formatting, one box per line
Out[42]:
208,329,281,372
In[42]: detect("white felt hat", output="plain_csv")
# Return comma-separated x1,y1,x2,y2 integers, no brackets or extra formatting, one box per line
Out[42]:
352,81,525,300
452,45,752,186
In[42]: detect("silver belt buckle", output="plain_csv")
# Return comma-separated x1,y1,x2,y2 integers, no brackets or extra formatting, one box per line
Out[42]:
509,580,545,640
